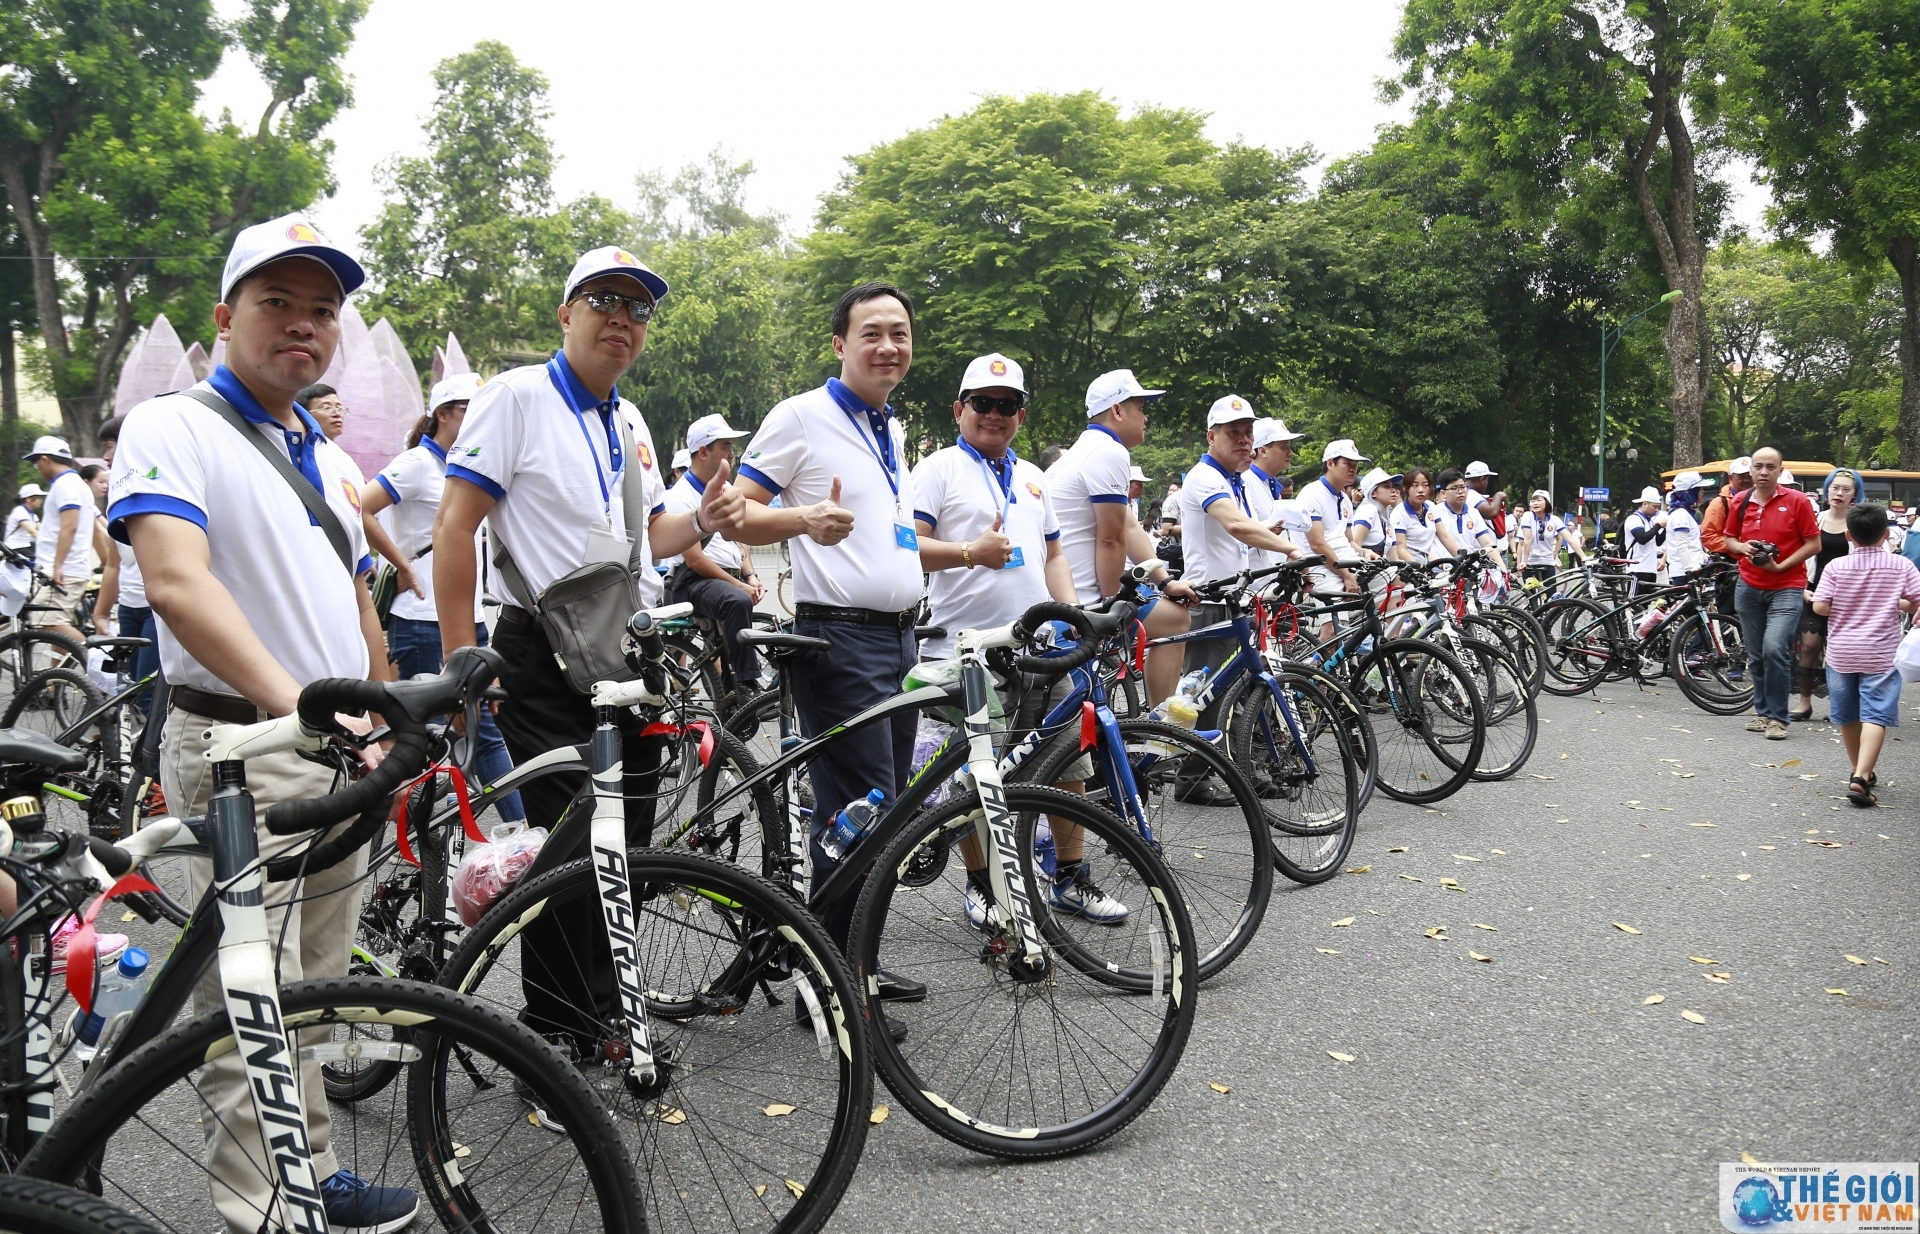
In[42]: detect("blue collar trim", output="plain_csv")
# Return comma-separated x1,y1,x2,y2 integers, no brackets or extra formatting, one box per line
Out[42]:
684,470,707,496
422,437,449,462
208,365,327,524
550,349,620,414
1085,423,1125,446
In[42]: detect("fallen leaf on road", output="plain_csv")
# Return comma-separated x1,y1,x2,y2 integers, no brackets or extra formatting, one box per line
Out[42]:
1327,1052,1355,1063
1468,951,1492,962
1491,849,1507,855
1439,877,1460,886
1780,759,1802,769
1758,845,1776,851
1331,917,1355,927
1452,854,1483,862
1689,956,1718,964
1681,1010,1705,1024
755,1185,768,1198
1424,927,1448,939
1209,1081,1232,1093
1742,1152,1761,1164
1557,819,1570,824
120,910,138,923
1366,909,1382,915
763,1104,797,1117
1560,753,1569,759
1808,840,1843,848
1659,758,1683,765
1737,874,1751,881
1876,958,1890,965
1345,865,1372,874
1845,955,1867,965
1672,727,1691,732
1472,923,1497,931
1316,948,1340,955
1387,846,1409,853
1528,774,1555,780
1625,800,1640,805
1400,874,1423,882
870,1105,889,1124
1799,774,1820,781
1446,884,1467,893
1643,994,1665,1005
1825,988,1848,997
1690,822,1717,828
785,1180,806,1199
1673,772,1695,778
1806,829,1821,834
1751,763,1778,769
1613,922,1642,934
657,1108,687,1125
1705,973,1730,984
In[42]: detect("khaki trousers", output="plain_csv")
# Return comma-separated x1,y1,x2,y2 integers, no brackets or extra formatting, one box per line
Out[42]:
162,705,368,1234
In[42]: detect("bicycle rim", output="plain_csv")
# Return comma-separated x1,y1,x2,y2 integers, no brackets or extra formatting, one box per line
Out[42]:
1668,611,1754,715
1454,638,1538,781
1537,598,1612,696
1356,640,1485,804
1224,674,1360,885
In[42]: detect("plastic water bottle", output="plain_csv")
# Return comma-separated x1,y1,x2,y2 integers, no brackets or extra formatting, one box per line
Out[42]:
74,947,151,1060
1176,668,1211,702
1634,602,1668,638
819,789,888,862
1160,696,1199,729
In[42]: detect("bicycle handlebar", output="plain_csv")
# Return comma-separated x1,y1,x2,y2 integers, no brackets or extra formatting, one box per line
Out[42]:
1007,600,1135,676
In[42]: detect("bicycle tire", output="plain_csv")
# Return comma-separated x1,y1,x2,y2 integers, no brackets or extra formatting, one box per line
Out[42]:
1348,638,1486,805
1536,597,1614,697
684,722,783,879
0,945,27,1172
0,1177,165,1234
1220,672,1361,885
436,847,871,1234
1667,610,1754,715
1467,608,1546,699
848,784,1198,1159
1273,656,1379,812
1025,716,1272,979
21,977,646,1234
1453,637,1538,781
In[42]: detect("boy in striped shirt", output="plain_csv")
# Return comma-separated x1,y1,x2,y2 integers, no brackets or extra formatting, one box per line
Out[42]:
1810,502,1920,807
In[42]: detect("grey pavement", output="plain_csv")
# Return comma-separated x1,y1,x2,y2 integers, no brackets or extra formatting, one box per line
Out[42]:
825,680,1920,1233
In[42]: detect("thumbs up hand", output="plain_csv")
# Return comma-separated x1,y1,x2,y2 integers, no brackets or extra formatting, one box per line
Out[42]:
804,474,857,546
969,512,1014,568
701,458,747,539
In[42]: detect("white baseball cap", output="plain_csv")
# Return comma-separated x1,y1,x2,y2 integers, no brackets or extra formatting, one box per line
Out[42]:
1254,418,1305,448
1321,439,1370,464
22,435,73,463
686,413,750,452
670,448,691,471
1128,465,1149,484
1780,469,1799,487
1207,394,1257,427
1728,456,1753,475
1635,485,1663,504
1085,369,1165,417
1360,467,1403,497
1464,460,1497,479
220,212,365,304
563,245,669,305
1671,470,1710,492
959,353,1026,397
16,484,44,499
1530,488,1553,501
428,371,484,413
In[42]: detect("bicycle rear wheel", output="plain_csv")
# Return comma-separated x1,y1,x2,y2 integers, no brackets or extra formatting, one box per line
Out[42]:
1468,608,1546,699
1351,639,1485,805
1537,598,1613,697
1667,610,1753,715
1223,672,1360,885
1453,637,1538,781
21,977,645,1234
848,784,1197,1159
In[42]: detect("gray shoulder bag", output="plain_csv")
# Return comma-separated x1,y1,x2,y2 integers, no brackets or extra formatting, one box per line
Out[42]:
492,411,651,693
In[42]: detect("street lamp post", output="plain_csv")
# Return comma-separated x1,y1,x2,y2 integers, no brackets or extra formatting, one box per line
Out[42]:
1596,289,1684,490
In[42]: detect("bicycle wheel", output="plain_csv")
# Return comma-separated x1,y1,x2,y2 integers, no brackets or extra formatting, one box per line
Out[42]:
22,977,645,1234
1222,673,1360,885
1026,717,1271,979
1467,608,1546,699
1667,610,1754,715
1536,597,1613,697
1453,637,1538,782
0,1177,165,1234
436,847,870,1234
848,784,1197,1159
0,628,84,714
1349,638,1485,805
1275,656,1379,813
683,723,782,879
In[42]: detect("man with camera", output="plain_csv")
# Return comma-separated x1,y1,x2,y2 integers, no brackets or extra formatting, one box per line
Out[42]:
1720,446,1820,739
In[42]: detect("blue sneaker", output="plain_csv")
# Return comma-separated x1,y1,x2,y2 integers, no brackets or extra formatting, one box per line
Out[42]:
321,1169,418,1234
1050,861,1129,925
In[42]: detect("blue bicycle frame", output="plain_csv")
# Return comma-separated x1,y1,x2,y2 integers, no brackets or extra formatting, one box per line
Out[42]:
1145,605,1319,778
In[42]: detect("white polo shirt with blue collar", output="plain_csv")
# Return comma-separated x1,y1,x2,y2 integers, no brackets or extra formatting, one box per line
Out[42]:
373,436,483,623
911,441,1060,659
1045,424,1134,602
106,365,374,694
659,469,744,572
1178,453,1253,586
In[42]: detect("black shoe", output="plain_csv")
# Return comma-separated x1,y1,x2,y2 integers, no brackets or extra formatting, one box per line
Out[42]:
880,1011,908,1044
1789,707,1813,722
1175,775,1235,806
875,969,926,1002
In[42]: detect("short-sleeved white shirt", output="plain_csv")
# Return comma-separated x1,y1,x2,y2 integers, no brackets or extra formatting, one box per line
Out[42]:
1521,512,1565,565
736,380,922,613
36,469,93,582
912,443,1060,658
4,505,35,551
1390,501,1444,561
659,471,743,572
1045,425,1134,602
1435,502,1494,559
445,353,667,610
116,535,146,609
1664,507,1704,574
373,439,484,623
1178,455,1253,586
1297,476,1353,561
1622,511,1662,571
1243,466,1286,571
106,372,372,695
1351,499,1392,552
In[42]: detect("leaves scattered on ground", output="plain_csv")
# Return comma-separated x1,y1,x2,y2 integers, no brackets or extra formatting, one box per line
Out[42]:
1681,1010,1706,1024
1327,1051,1356,1063
870,1105,889,1124
1643,994,1665,1005
763,1103,797,1117
1468,950,1492,962
1613,922,1642,934
1331,917,1355,927
1209,1081,1232,1093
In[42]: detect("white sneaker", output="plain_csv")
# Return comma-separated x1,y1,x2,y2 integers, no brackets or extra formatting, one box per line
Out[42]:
1050,862,1130,925
962,877,992,931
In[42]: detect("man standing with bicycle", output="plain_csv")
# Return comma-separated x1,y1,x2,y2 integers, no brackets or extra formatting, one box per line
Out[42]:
1720,446,1820,739
107,214,415,1234
23,436,90,649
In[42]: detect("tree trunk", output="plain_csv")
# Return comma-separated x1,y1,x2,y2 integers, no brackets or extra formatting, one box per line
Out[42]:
1894,236,1920,470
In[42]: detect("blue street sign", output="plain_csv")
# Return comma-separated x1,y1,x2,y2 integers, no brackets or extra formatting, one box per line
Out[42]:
1580,487,1610,503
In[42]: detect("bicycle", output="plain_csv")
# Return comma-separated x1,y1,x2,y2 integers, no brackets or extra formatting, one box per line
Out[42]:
7,653,646,1234
0,547,87,715
1535,561,1751,713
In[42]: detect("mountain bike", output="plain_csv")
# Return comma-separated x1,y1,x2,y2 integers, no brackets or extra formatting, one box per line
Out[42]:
1536,561,1750,713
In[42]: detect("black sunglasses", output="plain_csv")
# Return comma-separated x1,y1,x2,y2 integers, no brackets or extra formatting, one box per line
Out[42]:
965,394,1024,416
571,288,656,323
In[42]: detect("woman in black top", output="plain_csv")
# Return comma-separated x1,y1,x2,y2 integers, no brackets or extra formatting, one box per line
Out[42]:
1793,468,1858,721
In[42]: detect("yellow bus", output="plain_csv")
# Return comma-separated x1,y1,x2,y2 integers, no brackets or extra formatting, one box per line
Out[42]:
1660,462,1920,512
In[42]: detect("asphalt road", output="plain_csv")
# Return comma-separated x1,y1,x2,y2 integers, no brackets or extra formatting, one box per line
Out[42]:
825,679,1920,1233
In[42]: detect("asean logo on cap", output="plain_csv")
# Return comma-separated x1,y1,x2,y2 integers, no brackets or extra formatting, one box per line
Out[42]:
286,222,321,243
1230,398,1244,411
989,360,1008,377
613,250,639,267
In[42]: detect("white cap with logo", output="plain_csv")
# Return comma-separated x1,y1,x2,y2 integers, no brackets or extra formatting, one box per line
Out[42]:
959,353,1027,397
686,413,750,453
428,371,484,413
1780,470,1799,488
1207,395,1257,427
17,484,44,500
671,449,691,471
1670,471,1709,492
1254,418,1306,447
563,246,670,305
1728,456,1753,475
1360,467,1403,497
22,435,73,463
1464,460,1498,479
1085,369,1165,417
1636,485,1664,504
221,213,365,304
1321,439,1369,464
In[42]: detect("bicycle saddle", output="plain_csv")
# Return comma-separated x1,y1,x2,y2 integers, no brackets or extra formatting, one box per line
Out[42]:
0,726,87,772
737,629,831,658
86,635,153,650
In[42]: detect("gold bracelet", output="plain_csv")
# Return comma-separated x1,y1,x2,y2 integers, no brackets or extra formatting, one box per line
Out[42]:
963,546,973,569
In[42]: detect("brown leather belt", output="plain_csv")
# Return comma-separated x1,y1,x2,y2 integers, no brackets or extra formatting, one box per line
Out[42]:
496,605,537,631
170,684,265,726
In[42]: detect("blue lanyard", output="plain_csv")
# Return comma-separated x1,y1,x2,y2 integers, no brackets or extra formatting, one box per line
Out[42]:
958,438,1017,520
1200,453,1250,516
826,378,900,501
545,355,623,518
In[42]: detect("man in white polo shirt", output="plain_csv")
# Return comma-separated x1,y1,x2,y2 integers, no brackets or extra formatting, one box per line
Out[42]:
109,213,414,1234
23,436,91,646
1245,417,1304,571
1045,368,1196,705
432,245,715,1074
659,412,766,697
1464,460,1506,539
1301,439,1368,592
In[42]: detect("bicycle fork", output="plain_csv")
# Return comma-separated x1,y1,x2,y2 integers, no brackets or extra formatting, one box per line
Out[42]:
584,701,659,1088
959,655,1047,975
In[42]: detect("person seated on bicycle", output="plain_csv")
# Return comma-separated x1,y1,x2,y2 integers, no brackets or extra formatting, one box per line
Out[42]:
107,214,419,1234
910,353,1129,926
1623,486,1666,593
658,414,768,701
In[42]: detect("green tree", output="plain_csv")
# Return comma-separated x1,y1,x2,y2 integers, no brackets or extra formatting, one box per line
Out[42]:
0,0,365,451
1722,0,1920,467
1390,0,1726,468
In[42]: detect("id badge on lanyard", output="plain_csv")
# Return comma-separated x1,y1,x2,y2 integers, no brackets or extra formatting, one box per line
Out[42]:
968,444,1024,568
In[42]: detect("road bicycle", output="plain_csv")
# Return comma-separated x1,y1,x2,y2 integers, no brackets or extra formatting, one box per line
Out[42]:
1535,561,1751,713
1,650,646,1234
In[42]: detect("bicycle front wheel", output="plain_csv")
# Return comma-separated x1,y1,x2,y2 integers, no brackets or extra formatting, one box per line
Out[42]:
1223,672,1361,885
1537,598,1613,696
1454,637,1538,782
848,784,1198,1159
21,977,645,1234
1667,610,1753,715
1354,639,1486,805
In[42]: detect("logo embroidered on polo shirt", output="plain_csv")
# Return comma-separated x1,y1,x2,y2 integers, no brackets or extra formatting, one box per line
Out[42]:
636,443,653,468
1026,481,1043,499
142,466,160,480
463,446,481,457
340,478,362,513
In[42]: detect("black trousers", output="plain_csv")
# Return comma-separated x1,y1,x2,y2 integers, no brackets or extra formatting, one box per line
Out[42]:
492,612,666,1050
1180,602,1235,729
670,572,762,686
791,617,917,952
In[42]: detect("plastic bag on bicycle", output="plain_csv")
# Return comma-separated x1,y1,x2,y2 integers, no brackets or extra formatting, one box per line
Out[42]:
451,821,549,926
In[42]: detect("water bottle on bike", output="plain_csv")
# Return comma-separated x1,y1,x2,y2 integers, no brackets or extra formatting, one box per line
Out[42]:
819,788,889,861
72,946,152,1061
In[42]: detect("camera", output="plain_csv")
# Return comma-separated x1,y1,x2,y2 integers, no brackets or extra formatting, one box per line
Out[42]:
1748,540,1779,565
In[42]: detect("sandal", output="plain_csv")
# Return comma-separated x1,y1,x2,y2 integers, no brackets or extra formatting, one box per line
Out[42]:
1847,774,1877,808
